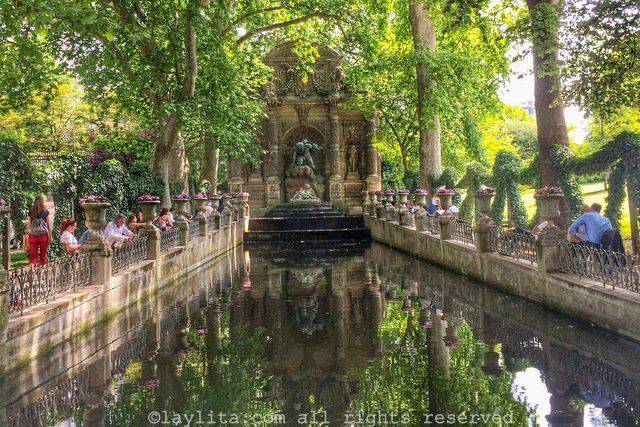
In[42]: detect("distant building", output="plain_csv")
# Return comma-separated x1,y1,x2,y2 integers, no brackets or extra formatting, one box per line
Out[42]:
522,100,535,116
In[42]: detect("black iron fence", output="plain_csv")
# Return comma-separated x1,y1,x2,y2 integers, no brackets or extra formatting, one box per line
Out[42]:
8,253,92,315
450,219,475,245
488,228,537,264
557,242,640,293
160,228,179,252
189,219,200,240
112,235,148,273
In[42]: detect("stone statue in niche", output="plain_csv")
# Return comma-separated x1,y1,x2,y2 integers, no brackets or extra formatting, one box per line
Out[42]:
285,139,324,203
291,184,321,203
346,144,360,180
291,139,322,173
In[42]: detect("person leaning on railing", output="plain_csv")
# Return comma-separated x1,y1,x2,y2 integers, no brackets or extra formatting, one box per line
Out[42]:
59,219,81,255
569,203,613,248
105,214,135,248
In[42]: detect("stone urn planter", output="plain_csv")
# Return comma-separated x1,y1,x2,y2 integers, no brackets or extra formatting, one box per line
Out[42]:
481,349,503,377
437,191,454,210
210,195,222,212
535,193,564,226
397,190,410,205
241,192,250,204
192,194,209,216
171,195,191,219
475,192,494,217
370,191,379,205
81,199,111,237
138,200,161,224
414,190,428,208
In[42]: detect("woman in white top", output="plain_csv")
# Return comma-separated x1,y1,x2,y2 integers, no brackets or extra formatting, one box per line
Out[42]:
59,219,81,255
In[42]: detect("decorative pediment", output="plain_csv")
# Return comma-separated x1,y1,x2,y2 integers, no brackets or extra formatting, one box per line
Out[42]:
263,42,348,102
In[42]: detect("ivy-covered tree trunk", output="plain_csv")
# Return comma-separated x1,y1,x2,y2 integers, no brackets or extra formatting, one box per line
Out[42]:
527,0,569,187
202,138,220,194
409,0,442,189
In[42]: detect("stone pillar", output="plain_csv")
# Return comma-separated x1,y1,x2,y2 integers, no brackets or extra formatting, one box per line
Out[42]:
176,218,189,246
537,228,564,280
143,224,162,260
228,156,244,194
0,268,9,369
197,214,206,237
474,193,495,253
364,114,381,192
266,116,280,178
81,237,112,288
439,216,454,240
329,113,344,205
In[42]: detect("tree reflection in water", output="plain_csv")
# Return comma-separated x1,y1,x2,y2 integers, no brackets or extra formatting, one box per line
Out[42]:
4,243,640,426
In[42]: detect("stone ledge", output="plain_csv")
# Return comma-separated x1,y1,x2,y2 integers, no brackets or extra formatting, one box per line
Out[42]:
3,223,242,372
367,216,640,342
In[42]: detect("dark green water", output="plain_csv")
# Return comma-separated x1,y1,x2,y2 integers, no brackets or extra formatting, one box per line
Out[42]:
2,242,639,426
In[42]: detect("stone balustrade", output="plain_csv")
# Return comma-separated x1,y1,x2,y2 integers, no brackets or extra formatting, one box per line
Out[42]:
364,192,640,341
0,198,245,372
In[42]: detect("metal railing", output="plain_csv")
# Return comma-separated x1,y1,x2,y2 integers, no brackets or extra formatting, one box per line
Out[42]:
557,242,640,293
8,253,92,315
112,235,148,273
489,228,537,264
450,219,475,245
160,228,179,252
423,215,441,235
189,219,200,240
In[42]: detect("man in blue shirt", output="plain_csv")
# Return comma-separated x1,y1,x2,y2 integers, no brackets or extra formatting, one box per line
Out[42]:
569,203,612,247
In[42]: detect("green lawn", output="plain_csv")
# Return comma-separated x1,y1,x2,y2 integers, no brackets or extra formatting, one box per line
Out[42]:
520,181,632,238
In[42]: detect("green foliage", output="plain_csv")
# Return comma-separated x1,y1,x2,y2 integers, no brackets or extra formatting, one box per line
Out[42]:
457,163,491,221
350,301,533,424
490,151,527,226
479,104,538,164
432,168,462,205
563,0,640,115
0,132,48,237
549,146,584,220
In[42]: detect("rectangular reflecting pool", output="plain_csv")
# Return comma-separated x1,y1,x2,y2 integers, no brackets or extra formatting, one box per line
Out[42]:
1,242,639,426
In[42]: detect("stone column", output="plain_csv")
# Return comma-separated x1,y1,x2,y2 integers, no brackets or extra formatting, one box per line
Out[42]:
365,114,381,191
536,229,564,280
266,116,281,207
0,268,9,369
473,193,495,253
227,156,244,194
328,112,344,205
81,237,113,288
439,215,454,240
143,224,162,260
198,215,207,237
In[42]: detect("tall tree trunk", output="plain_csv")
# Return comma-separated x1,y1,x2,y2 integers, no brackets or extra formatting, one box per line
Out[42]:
202,137,220,194
153,112,182,207
409,0,442,189
527,0,569,187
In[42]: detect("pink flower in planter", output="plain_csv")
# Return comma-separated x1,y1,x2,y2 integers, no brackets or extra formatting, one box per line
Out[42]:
414,189,428,195
193,193,208,200
210,194,221,199
240,192,249,196
172,193,191,200
384,189,396,195
436,188,455,195
177,347,192,355
424,322,433,329
137,194,160,202
242,280,252,291
0,198,7,206
80,195,109,204
446,341,460,349
476,186,495,195
374,190,384,196
535,186,563,195
196,326,208,334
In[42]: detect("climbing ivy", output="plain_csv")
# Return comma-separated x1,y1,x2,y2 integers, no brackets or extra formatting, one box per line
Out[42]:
457,163,490,222
431,168,463,206
490,151,527,226
555,131,640,231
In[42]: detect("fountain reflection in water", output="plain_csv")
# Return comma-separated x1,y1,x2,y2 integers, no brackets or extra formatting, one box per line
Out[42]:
1,243,639,426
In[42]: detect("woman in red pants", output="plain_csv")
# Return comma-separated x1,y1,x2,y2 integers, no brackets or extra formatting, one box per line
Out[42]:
26,195,52,266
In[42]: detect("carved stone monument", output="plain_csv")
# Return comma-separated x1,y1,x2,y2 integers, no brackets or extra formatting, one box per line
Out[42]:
223,41,382,215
